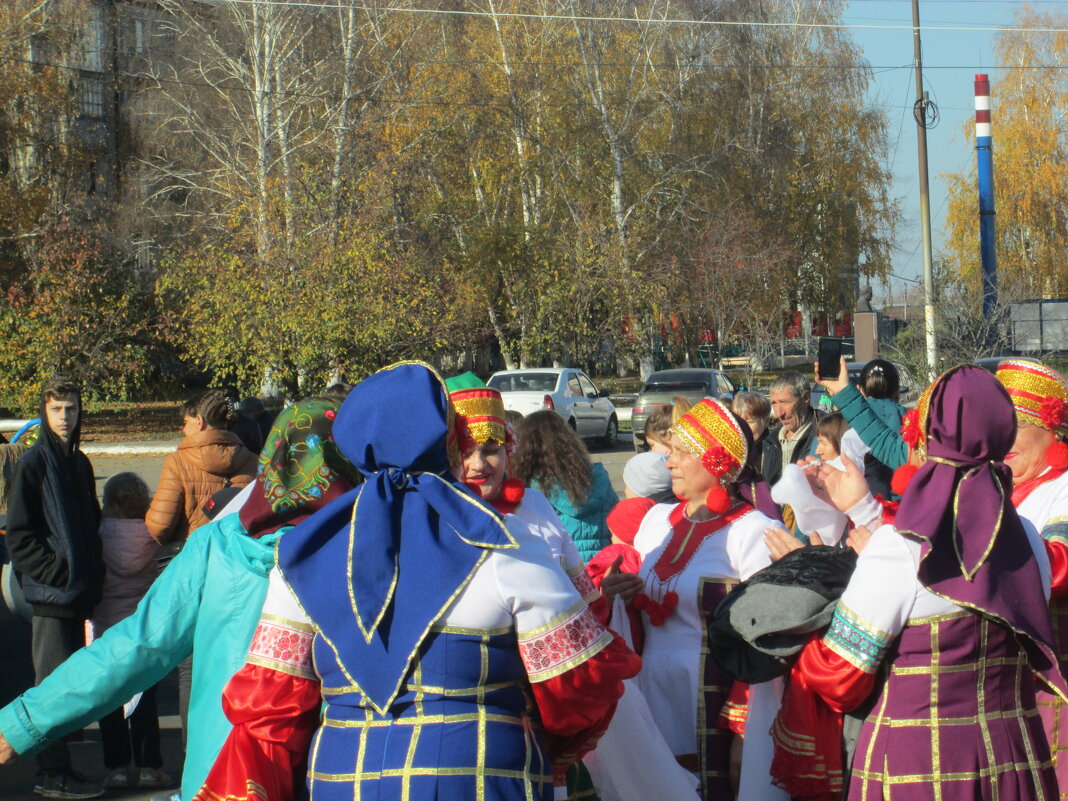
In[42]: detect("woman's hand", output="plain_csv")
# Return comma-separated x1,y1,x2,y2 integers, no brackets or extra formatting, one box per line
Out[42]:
600,555,644,603
813,455,870,513
846,525,874,554
764,527,822,560
814,355,849,396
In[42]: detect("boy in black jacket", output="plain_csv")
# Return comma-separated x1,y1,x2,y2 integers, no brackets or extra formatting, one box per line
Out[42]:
6,377,103,799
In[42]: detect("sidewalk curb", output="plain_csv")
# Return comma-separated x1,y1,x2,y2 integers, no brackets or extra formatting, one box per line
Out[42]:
82,442,178,456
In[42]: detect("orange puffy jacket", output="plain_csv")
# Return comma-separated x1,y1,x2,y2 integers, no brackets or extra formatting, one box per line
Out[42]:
146,429,258,544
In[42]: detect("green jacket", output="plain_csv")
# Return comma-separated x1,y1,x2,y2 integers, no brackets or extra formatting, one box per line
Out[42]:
831,383,908,470
0,513,282,800
540,462,619,563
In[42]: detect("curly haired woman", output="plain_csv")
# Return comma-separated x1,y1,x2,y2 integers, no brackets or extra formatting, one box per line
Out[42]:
512,410,619,563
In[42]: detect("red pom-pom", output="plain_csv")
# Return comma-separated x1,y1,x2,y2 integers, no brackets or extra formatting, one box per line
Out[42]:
1047,439,1068,470
1040,397,1068,431
499,478,525,505
662,591,679,610
706,485,731,515
891,464,919,497
649,611,666,627
632,594,649,611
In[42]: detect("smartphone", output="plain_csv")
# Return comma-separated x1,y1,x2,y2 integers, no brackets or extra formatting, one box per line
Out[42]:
817,337,843,382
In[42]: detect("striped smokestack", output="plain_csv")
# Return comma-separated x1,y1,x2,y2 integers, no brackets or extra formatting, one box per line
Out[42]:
975,74,997,323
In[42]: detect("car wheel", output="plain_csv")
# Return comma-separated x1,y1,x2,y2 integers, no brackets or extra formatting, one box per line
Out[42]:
599,416,618,448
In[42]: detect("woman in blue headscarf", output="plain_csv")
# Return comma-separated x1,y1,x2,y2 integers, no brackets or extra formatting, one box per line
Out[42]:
195,362,640,801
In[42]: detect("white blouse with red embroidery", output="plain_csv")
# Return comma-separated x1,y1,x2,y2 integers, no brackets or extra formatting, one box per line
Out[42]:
247,514,613,686
511,488,599,607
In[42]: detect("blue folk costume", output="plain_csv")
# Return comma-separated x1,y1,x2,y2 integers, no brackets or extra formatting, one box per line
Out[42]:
195,362,640,801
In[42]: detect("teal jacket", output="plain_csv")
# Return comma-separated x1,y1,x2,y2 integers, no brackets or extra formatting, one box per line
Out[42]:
539,463,618,563
831,383,908,470
0,513,282,800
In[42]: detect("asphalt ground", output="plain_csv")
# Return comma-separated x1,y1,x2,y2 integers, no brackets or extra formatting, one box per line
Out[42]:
0,434,636,801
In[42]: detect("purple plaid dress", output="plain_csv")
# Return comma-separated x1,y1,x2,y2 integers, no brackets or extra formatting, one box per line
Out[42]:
814,366,1068,801
820,520,1059,801
1042,592,1068,800
849,612,1056,801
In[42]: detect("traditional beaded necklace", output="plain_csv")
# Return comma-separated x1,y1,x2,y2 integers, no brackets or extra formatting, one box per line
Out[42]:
635,500,751,626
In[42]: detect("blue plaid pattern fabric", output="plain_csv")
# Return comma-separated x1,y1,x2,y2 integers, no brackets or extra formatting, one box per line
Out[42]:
308,627,552,801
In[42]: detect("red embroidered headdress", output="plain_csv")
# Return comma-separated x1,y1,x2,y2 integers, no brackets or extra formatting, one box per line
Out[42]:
996,359,1068,474
669,398,748,481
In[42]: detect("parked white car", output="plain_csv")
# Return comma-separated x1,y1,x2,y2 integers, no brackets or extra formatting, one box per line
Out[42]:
486,368,618,446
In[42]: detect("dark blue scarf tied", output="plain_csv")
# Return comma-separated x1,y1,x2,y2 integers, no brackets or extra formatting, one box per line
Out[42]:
278,362,517,714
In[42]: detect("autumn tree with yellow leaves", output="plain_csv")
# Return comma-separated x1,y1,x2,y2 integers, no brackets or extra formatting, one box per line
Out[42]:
1,0,898,403
944,6,1068,301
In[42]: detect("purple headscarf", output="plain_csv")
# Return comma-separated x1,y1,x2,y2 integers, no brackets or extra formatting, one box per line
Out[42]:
894,365,1066,697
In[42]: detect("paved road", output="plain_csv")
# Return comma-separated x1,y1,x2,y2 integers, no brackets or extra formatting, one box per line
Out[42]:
0,434,637,801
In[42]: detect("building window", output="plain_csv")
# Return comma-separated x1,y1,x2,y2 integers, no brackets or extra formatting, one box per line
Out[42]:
78,75,106,119
77,12,106,73
134,18,147,54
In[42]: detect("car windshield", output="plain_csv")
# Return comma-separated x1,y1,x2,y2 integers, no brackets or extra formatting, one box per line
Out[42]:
488,372,560,393
642,382,708,393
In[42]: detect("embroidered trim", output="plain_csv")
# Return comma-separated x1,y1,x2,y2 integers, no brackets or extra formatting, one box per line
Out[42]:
260,611,314,633
1045,521,1068,547
518,603,612,682
823,604,890,673
429,623,512,636
650,502,751,583
195,779,269,801
904,609,971,626
568,564,599,603
246,618,316,679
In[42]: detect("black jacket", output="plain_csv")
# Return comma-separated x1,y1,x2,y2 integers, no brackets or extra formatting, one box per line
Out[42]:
706,545,857,682
754,430,783,487
5,411,102,618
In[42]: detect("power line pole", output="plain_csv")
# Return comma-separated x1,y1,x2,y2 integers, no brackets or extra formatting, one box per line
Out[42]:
913,0,938,378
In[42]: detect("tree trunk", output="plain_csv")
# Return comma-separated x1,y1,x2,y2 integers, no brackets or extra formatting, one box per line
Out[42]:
488,304,516,370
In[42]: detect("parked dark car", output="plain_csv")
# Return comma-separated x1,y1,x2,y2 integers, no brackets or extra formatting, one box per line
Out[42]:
973,356,1044,374
631,368,737,452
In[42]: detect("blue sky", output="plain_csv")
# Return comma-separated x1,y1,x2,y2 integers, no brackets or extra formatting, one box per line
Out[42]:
842,0,1059,298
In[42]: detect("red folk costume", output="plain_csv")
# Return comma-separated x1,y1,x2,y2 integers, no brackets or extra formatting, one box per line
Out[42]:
998,359,1068,797
629,399,783,800
194,363,639,801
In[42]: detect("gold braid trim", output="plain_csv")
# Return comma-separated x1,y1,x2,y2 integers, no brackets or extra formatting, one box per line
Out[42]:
670,399,747,476
996,360,1068,431
452,391,507,445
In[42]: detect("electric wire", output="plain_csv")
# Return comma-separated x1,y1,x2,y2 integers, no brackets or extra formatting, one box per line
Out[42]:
177,0,1068,36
